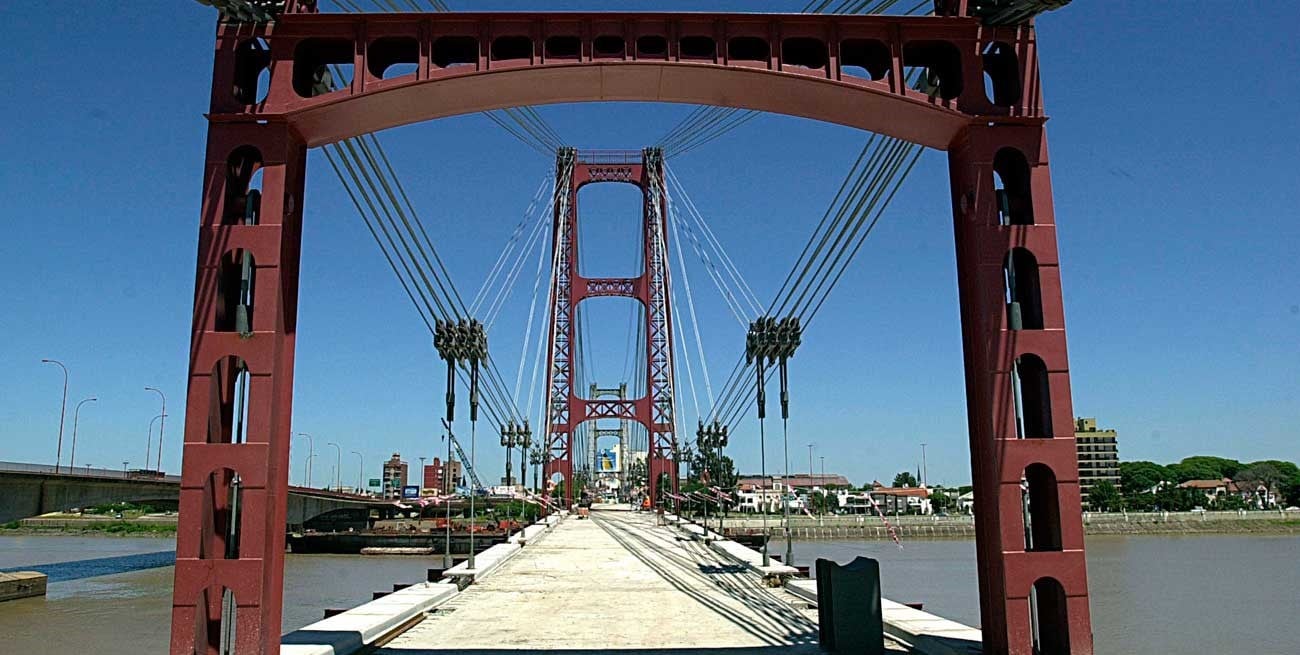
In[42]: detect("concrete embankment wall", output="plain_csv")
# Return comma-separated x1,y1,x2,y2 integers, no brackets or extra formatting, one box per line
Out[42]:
724,512,1300,540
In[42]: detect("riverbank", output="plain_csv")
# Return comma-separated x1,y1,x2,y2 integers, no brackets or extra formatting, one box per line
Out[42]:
1,517,176,537
719,511,1300,540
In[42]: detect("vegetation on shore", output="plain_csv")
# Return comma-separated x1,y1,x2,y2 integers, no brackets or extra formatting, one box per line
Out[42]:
0,520,176,536
1100,456,1300,512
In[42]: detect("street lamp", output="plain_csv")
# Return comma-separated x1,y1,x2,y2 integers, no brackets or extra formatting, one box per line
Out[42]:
41,359,69,473
146,413,167,474
145,387,166,472
69,397,98,471
920,443,928,487
304,453,317,489
351,451,364,495
295,433,314,487
820,456,826,518
326,442,342,492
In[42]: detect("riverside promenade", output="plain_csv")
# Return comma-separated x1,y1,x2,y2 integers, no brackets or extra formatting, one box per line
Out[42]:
284,505,978,654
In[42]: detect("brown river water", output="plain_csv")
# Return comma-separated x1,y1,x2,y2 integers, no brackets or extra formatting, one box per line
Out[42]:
1,533,1297,653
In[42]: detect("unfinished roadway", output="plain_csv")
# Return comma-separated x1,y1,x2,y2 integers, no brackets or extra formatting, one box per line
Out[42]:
373,507,918,654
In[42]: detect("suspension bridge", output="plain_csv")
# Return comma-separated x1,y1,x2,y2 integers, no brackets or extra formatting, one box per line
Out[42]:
174,1,1091,654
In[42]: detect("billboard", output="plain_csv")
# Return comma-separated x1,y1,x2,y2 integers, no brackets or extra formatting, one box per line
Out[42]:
401,485,421,499
599,448,618,472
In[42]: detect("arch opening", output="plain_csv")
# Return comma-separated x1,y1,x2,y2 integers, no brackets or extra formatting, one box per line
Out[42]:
545,35,580,60
1013,354,1052,439
200,467,244,561
993,147,1034,225
841,38,891,81
576,182,647,278
574,298,647,388
728,36,769,63
233,38,271,105
1004,247,1043,330
680,36,716,60
982,41,1021,107
1022,463,1062,552
491,35,533,62
293,38,354,98
195,585,239,655
783,37,828,70
367,37,419,80
1030,577,1072,654
433,36,477,69
208,356,254,446
222,146,262,226
215,250,256,335
902,40,963,100
636,35,668,59
593,35,626,59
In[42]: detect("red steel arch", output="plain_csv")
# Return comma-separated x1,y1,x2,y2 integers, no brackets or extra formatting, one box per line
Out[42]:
177,4,1092,655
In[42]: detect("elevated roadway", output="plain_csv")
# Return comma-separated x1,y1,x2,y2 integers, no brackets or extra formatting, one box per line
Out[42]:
0,462,386,526
378,508,901,653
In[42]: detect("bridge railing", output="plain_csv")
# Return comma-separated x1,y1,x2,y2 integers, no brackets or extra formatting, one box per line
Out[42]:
0,460,180,483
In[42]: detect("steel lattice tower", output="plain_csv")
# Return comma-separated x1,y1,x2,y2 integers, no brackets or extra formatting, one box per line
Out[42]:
542,148,679,508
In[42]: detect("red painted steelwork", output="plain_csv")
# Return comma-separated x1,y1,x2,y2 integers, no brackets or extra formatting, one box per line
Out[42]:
171,122,305,654
949,124,1093,654
542,150,680,510
177,7,1092,654
212,11,1041,150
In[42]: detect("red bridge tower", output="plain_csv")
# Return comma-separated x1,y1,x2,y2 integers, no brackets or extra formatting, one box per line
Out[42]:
542,148,679,508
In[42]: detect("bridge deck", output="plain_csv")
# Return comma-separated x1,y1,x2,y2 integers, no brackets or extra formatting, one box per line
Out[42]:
380,509,904,653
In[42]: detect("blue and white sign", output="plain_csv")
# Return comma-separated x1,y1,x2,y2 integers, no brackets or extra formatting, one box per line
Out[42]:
401,485,421,499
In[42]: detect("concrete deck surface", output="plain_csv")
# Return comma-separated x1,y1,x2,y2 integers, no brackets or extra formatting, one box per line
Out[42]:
380,509,904,653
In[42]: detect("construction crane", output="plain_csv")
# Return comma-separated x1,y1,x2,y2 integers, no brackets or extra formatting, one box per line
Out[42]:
442,418,486,495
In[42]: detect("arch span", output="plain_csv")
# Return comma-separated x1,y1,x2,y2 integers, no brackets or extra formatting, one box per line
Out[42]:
216,11,1043,149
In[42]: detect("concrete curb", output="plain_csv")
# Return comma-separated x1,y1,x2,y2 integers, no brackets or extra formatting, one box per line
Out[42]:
280,582,458,655
447,512,565,583
664,514,799,580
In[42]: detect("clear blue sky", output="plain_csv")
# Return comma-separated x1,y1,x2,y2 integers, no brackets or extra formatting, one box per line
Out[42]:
1,1,1296,489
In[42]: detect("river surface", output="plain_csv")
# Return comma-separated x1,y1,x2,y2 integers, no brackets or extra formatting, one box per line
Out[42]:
1,533,1297,653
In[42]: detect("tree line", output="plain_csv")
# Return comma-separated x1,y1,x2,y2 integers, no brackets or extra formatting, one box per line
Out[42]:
1087,456,1300,512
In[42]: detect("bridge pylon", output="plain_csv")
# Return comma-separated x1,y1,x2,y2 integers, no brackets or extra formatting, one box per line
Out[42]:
542,148,679,510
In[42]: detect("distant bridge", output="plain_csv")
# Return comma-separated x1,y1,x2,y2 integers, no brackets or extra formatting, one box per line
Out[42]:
0,462,388,527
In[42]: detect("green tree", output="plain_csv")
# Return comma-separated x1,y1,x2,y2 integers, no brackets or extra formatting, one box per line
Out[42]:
892,471,919,488
1152,485,1203,511
1120,461,1172,495
1213,492,1248,511
1235,462,1289,489
1087,481,1123,512
931,490,955,512
1168,456,1242,483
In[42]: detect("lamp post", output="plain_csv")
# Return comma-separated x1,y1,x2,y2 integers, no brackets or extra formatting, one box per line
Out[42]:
41,359,69,473
69,397,98,471
144,387,166,472
807,443,815,514
326,442,341,492
146,413,166,474
351,451,364,495
920,442,928,487
123,461,130,478
295,433,314,487
304,453,317,489
820,456,826,519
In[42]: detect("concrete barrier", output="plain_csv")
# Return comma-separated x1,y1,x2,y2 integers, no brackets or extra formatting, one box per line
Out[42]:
447,513,565,584
280,582,458,655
